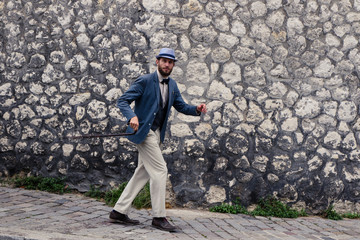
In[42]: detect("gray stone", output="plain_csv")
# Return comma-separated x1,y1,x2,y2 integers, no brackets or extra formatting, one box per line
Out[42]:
207,80,234,101
264,99,284,112
231,20,246,37
236,171,254,183
218,33,239,49
273,46,288,63
281,117,298,132
221,62,241,85
184,139,205,157
287,17,304,37
257,119,278,139
342,132,357,150
314,58,334,78
190,25,217,45
167,17,192,34
272,154,291,174
213,15,229,32
87,100,107,120
103,137,119,152
243,64,266,87
194,123,213,140
65,54,88,74
288,36,307,56
186,61,209,83
225,132,248,155
0,83,12,97
182,0,203,17
211,47,230,63
250,20,271,42
266,0,282,10
7,52,26,68
150,30,177,49
31,142,45,155
308,155,322,172
295,97,321,118
39,129,55,143
59,78,77,93
246,101,264,124
232,46,256,65
213,157,228,171
194,12,212,27
143,0,180,14
323,131,342,149
252,155,269,172
338,101,357,122
205,185,226,204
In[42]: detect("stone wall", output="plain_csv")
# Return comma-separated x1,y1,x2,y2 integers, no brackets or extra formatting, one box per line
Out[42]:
1,0,360,213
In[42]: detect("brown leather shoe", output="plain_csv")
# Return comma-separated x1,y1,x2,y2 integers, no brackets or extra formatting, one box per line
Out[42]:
152,217,177,232
109,210,140,225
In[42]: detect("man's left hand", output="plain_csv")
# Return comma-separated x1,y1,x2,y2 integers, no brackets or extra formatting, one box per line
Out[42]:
197,104,207,114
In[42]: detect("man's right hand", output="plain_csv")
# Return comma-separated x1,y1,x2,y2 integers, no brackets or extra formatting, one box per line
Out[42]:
129,116,139,131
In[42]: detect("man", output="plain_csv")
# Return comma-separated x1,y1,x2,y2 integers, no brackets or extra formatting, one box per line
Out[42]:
109,48,207,232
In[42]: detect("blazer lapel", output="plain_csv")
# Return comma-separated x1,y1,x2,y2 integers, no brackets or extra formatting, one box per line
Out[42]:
153,72,161,108
167,78,174,111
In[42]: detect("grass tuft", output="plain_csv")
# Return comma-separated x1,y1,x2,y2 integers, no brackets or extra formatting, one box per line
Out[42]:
210,196,307,219
323,205,343,220
342,212,360,219
13,176,69,194
85,185,105,200
104,182,128,206
251,196,307,218
210,201,248,215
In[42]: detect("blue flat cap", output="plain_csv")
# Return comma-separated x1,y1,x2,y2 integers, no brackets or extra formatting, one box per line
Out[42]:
156,48,177,61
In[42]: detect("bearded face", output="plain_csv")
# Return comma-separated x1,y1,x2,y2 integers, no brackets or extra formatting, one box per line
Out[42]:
156,58,175,77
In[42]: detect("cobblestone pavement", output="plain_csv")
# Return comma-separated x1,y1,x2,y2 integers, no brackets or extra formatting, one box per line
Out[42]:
0,187,359,240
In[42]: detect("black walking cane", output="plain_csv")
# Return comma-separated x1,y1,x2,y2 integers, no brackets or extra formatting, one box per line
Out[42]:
67,126,137,139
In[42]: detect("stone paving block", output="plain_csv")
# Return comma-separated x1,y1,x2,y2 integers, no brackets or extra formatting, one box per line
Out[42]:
210,217,230,226
245,225,263,232
224,218,248,231
171,233,194,240
72,213,101,221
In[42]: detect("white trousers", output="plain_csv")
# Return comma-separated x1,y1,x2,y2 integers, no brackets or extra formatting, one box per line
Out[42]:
113,129,167,217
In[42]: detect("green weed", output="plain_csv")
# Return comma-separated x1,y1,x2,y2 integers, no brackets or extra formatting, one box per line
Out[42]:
251,196,307,218
13,176,69,194
85,185,105,200
102,182,151,209
209,201,248,214
104,182,128,206
132,183,151,209
342,212,360,219
323,205,343,220
210,196,307,219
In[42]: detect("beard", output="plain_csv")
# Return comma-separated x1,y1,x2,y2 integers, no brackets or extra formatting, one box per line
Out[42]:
158,65,172,77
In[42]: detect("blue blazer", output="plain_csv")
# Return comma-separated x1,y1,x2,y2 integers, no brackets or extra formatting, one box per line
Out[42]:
117,71,199,144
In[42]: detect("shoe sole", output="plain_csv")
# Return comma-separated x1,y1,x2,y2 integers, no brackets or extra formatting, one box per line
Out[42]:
109,218,140,225
151,224,177,232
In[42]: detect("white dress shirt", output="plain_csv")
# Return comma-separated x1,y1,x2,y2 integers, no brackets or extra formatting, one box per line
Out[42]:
157,70,169,108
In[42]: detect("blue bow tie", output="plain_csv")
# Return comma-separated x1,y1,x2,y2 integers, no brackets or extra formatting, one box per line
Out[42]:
161,78,169,84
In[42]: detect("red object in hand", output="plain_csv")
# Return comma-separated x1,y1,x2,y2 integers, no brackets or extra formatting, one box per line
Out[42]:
197,104,207,114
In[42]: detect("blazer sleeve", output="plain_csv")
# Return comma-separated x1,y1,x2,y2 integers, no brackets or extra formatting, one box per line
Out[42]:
172,83,200,116
117,77,146,121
